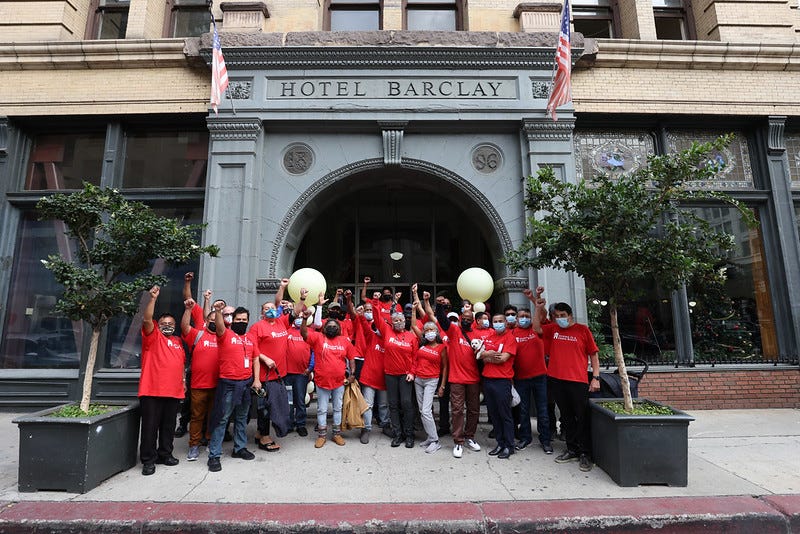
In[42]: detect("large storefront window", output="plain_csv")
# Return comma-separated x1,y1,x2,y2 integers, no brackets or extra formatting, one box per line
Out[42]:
122,130,208,188
25,132,105,190
0,214,83,369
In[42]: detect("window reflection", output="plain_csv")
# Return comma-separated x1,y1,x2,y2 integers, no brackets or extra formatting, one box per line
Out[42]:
122,130,208,189
328,0,381,30
170,0,210,37
0,215,83,369
95,0,129,39
25,133,105,190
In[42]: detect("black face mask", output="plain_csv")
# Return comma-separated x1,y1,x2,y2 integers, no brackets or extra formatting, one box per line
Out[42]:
380,294,392,302
324,325,340,338
207,322,216,333
461,320,473,332
328,310,340,320
231,322,247,335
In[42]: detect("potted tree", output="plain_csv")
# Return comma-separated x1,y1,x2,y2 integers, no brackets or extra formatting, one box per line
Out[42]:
13,183,218,493
505,135,755,486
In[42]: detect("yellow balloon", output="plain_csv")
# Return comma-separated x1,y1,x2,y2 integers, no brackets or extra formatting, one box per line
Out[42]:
456,268,494,303
288,268,327,304
472,301,486,313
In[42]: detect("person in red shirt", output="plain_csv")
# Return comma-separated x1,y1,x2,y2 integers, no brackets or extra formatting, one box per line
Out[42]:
180,297,220,462
284,312,313,436
300,309,359,448
138,285,186,476
206,304,256,472
351,300,389,444
360,276,402,324
512,300,552,454
531,288,600,473
480,314,518,459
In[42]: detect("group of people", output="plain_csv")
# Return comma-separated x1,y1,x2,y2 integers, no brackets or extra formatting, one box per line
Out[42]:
138,273,602,475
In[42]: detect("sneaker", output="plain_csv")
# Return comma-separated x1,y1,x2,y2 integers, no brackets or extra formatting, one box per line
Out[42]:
332,434,346,446
297,426,308,437
515,439,532,451
141,463,155,476
452,444,463,458
359,428,370,444
390,436,404,447
231,448,255,460
425,441,442,454
207,456,221,472
542,442,554,455
405,437,414,448
465,438,481,452
187,446,200,461
419,438,434,448
578,454,593,472
555,450,580,463
315,436,327,448
155,455,179,466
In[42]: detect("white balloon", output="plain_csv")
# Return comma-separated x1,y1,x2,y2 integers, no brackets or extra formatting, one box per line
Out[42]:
304,393,311,405
306,381,315,394
305,305,316,325
288,268,327,304
456,268,493,303
472,301,486,313
479,392,484,403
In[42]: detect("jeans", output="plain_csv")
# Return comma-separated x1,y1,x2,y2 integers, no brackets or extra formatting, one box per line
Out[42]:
515,375,551,445
483,378,514,450
361,385,388,431
208,381,249,459
284,373,309,428
316,385,344,433
414,377,439,442
385,374,414,439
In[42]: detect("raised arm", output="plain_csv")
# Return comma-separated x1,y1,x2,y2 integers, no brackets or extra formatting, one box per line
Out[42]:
142,285,160,335
183,272,194,301
275,277,289,307
181,298,196,336
360,276,370,304
410,284,423,338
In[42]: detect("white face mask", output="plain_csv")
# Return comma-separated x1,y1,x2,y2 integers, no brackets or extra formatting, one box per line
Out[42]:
424,331,437,342
364,312,373,321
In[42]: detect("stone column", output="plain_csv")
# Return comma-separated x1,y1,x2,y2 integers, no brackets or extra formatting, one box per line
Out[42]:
520,117,588,322
203,117,263,314
616,0,657,39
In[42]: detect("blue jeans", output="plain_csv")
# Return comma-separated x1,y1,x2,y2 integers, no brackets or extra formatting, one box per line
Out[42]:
284,373,309,428
208,381,249,459
316,385,344,432
516,375,551,445
360,385,388,431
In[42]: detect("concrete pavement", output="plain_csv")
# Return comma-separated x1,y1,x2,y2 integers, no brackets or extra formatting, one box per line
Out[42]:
0,408,798,532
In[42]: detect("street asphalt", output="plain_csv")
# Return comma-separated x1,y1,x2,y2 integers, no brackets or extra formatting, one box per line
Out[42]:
0,407,798,532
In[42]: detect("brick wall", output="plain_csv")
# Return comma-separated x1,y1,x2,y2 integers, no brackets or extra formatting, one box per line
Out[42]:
637,368,800,410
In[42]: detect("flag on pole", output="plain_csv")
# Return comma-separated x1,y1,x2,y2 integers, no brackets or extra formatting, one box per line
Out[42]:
546,0,572,121
210,17,228,116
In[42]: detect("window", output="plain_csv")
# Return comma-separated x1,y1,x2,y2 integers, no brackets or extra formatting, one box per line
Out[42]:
327,0,381,31
654,0,690,40
406,0,462,31
25,132,105,190
573,0,615,38
122,130,208,188
90,0,130,39
167,0,211,38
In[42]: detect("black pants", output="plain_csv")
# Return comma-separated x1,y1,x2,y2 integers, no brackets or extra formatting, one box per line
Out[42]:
385,373,414,439
177,369,191,429
437,379,451,433
483,377,514,450
139,396,180,465
548,377,591,455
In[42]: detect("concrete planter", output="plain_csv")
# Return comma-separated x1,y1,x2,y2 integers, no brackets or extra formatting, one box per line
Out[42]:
14,401,140,493
589,398,694,487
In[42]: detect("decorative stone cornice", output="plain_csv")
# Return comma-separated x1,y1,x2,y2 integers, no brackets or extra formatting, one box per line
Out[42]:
256,278,281,293
496,277,530,290
206,117,262,141
768,116,786,155
522,118,575,141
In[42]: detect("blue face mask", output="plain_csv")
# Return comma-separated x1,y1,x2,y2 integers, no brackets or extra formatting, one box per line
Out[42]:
555,317,570,328
364,312,373,321
481,319,490,329
293,318,303,328
518,317,532,328
492,323,506,333
505,316,517,325
265,309,279,319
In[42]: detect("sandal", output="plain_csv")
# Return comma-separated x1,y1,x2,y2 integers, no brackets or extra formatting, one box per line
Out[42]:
258,439,280,452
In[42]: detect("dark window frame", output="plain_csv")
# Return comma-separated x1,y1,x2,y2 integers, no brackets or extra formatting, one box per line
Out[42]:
163,0,212,38
324,0,384,31
85,0,130,40
403,0,465,31
572,0,620,38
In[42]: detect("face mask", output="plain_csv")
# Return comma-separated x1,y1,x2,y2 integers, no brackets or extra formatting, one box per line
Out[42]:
380,294,391,302
231,322,247,335
461,307,466,313
264,309,279,319
505,316,517,325
518,318,531,328
207,322,216,333
283,308,292,315
364,312,373,321
293,318,303,328
481,319,490,329
492,323,506,333
159,325,175,336
223,314,233,325
324,325,340,338
328,310,339,320
556,317,570,328
392,321,405,332
460,320,473,331
424,331,437,342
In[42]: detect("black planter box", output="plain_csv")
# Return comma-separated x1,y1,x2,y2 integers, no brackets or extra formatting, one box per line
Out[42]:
14,401,140,493
590,398,694,487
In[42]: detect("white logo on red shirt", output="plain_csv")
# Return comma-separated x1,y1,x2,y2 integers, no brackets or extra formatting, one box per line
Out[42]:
388,337,411,348
553,332,578,342
270,331,288,338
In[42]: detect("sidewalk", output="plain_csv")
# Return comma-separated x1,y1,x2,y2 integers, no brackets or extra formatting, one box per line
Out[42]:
0,408,798,532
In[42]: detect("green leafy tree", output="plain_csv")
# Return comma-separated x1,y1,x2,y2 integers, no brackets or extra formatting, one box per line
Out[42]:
37,183,219,413
506,135,756,411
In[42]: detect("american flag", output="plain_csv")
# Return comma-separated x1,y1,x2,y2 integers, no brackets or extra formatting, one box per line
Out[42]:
210,18,228,116
546,0,572,121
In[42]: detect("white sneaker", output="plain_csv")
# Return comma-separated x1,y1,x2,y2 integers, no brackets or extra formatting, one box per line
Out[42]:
453,444,463,458
425,441,442,454
419,438,433,448
187,445,200,461
465,438,481,452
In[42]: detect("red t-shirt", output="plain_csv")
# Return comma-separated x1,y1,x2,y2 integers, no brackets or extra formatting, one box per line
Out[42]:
304,330,359,390
369,298,402,323
217,328,255,381
139,328,185,398
542,322,599,383
481,329,517,379
442,322,480,385
512,327,547,379
191,303,205,329
248,315,290,381
375,314,418,375
411,343,446,379
286,326,312,374
338,316,354,343
355,315,386,390
182,327,219,389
